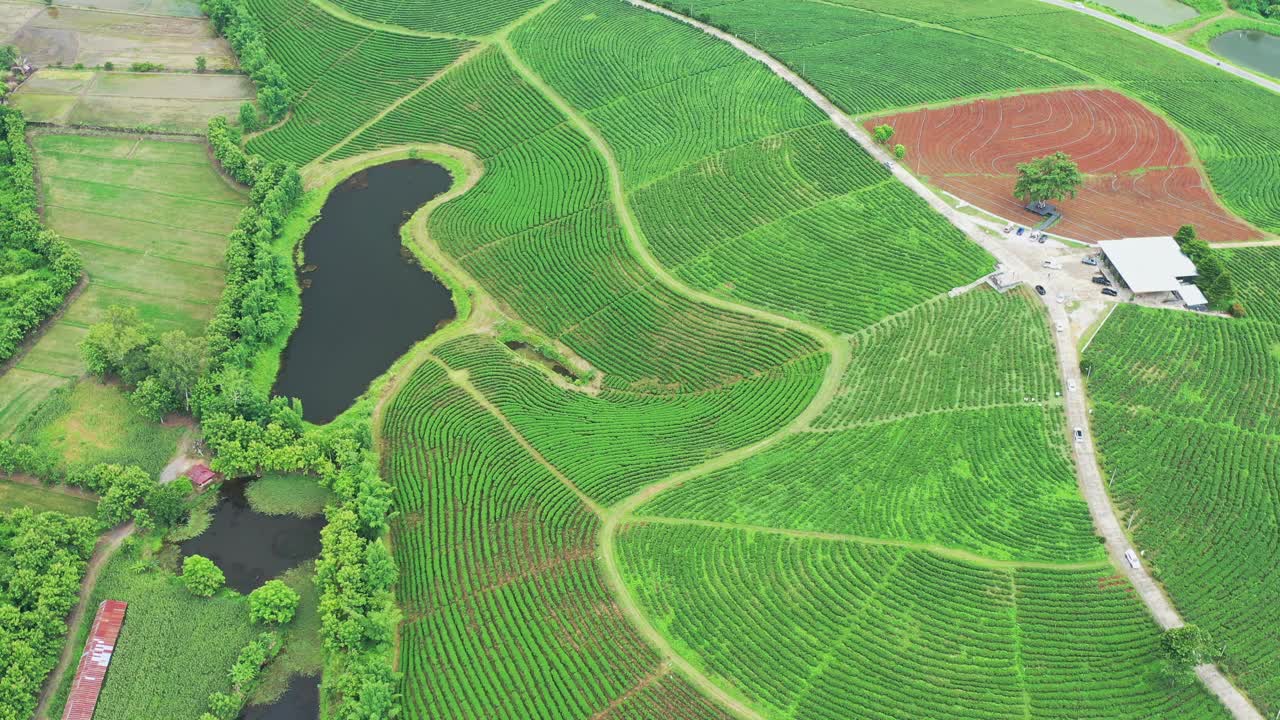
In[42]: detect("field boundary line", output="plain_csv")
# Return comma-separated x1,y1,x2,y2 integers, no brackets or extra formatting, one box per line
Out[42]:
808,398,1060,434
630,516,1113,571
623,3,1265,718
1079,302,1117,354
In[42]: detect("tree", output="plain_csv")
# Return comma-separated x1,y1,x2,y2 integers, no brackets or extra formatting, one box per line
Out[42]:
1013,151,1084,211
893,143,906,160
873,124,895,145
80,306,153,383
195,55,207,73
249,579,300,624
238,102,259,132
182,555,225,597
145,479,192,527
103,61,114,71
1174,224,1198,247
130,376,178,422
0,45,17,69
147,330,207,411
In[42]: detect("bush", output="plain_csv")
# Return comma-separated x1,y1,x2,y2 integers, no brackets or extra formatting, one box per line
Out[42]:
201,0,293,122
1229,302,1246,318
182,554,226,597
248,579,299,624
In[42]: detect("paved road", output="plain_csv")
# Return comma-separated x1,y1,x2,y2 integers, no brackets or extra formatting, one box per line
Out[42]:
1035,0,1280,95
625,2,1265,718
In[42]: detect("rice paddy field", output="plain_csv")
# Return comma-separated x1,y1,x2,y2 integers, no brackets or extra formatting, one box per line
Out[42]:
0,133,244,436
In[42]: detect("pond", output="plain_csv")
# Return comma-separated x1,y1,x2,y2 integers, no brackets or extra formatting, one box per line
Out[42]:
177,479,324,593
1210,29,1280,78
1098,0,1197,25
241,676,319,720
272,160,456,424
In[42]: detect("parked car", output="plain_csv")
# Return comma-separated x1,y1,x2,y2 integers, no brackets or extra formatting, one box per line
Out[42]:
1068,380,1077,392
1091,276,1109,285
1016,227,1025,236
1003,224,1013,234
1102,287,1119,297
1037,234,1046,244
1082,256,1099,266
882,161,894,170
1034,284,1046,296
1074,427,1085,442
1055,321,1065,333
1125,549,1141,569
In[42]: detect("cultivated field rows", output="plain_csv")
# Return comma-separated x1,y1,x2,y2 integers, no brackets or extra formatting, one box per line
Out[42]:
210,0,1280,716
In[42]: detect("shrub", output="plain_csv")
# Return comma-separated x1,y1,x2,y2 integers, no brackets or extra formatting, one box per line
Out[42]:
182,554,226,597
248,579,299,624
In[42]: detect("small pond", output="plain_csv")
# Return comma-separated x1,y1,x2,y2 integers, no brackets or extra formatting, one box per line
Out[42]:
241,675,319,720
272,160,456,424
1099,0,1197,25
1210,29,1280,78
177,479,324,593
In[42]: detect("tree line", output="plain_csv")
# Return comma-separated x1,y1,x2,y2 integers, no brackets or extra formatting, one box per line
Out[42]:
0,108,82,364
200,0,294,126
1175,224,1243,315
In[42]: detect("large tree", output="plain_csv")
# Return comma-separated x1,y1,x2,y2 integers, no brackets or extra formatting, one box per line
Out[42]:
1014,151,1084,210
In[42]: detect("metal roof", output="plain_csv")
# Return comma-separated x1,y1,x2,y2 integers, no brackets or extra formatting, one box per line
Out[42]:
63,600,128,720
1098,237,1198,294
1177,284,1209,307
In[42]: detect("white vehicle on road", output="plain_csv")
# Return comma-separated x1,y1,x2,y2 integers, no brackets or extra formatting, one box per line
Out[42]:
1055,321,1065,334
1068,380,1077,392
1125,549,1141,569
1074,427,1085,442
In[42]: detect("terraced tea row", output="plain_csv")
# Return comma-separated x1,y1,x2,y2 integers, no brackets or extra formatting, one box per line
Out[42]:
1219,246,1280,326
670,0,1280,234
244,0,474,164
617,522,1229,720
382,357,735,720
434,335,825,505
1085,305,1280,713
327,0,545,35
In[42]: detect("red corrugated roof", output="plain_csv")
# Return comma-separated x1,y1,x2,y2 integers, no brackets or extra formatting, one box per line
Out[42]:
186,464,222,490
62,600,127,720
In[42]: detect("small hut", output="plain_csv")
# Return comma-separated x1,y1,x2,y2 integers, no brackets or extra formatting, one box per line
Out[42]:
185,464,223,491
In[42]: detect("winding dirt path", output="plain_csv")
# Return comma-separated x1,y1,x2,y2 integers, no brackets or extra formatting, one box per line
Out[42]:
622,2,1264,718
33,522,133,720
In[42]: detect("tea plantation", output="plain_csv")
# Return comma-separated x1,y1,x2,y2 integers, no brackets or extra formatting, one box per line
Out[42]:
9,0,1277,715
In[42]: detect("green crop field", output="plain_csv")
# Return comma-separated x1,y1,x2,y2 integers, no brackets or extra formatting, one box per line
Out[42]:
617,521,1228,719
10,0,1269,715
1084,300,1280,713
0,133,244,436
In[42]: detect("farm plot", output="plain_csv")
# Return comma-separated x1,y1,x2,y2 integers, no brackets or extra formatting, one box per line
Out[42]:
12,69,254,133
1217,246,1280,326
1084,305,1280,713
0,133,243,435
381,359,735,720
51,0,203,16
675,0,1280,236
869,90,1261,242
6,5,237,69
243,0,475,165
642,290,1099,562
617,522,1228,719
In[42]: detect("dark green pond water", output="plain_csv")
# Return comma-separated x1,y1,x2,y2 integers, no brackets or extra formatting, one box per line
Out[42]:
1210,29,1280,78
272,160,456,424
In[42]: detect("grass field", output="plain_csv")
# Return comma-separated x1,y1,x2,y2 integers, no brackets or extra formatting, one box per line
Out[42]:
0,133,244,437
12,69,255,134
1084,297,1280,714
0,478,96,515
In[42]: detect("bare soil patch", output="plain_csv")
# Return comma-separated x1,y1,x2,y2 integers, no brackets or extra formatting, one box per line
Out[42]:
9,6,236,69
869,89,1261,242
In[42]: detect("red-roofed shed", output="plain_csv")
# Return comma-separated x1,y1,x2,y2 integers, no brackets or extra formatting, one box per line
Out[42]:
63,600,127,720
186,464,223,491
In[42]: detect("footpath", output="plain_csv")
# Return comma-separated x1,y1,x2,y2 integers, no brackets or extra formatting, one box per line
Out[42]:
624,2,1265,718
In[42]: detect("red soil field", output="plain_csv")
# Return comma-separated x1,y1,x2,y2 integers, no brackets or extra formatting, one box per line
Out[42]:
869,89,1260,242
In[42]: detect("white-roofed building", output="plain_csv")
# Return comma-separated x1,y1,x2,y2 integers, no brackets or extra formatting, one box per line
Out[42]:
1177,284,1209,309
1097,237,1198,294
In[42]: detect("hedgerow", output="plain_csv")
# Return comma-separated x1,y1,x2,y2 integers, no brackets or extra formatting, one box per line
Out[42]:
0,108,82,363
380,359,733,719
1085,305,1280,712
617,522,1229,719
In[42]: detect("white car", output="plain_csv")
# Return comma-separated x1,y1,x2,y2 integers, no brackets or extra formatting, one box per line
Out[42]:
1125,549,1141,569
1068,380,1077,392
1074,427,1085,442
1055,321,1065,333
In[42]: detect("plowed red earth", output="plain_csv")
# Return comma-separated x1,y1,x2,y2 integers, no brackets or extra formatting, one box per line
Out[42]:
869,89,1260,242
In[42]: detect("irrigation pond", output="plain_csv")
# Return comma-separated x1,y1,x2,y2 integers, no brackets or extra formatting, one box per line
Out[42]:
1210,29,1280,78
240,675,320,720
272,160,456,424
